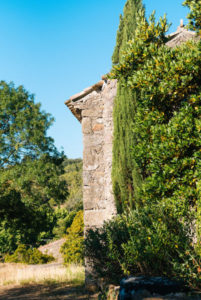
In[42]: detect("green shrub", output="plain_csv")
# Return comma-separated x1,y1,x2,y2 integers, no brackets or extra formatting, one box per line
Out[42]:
60,210,84,265
85,207,201,287
52,208,77,239
5,244,55,264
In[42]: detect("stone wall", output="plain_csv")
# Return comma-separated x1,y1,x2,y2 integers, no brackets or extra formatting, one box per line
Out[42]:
66,79,117,285
66,79,117,232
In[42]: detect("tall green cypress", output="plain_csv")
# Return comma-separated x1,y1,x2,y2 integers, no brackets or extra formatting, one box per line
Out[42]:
112,0,144,212
112,0,143,64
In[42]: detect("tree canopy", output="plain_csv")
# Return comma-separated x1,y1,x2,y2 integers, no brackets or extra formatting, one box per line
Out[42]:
0,81,67,253
183,0,201,34
0,81,57,168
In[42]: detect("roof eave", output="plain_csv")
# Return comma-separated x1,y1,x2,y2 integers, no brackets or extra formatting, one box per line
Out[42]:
65,80,104,122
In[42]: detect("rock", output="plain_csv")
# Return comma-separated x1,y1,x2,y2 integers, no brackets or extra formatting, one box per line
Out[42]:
118,277,188,300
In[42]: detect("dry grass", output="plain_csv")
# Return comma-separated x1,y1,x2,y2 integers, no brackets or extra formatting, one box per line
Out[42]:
0,263,84,286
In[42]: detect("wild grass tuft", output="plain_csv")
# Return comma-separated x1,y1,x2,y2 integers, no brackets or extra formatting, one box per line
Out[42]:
0,263,84,286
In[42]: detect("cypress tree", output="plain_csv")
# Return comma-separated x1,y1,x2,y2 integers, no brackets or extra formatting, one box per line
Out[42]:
112,1,144,212
112,0,143,64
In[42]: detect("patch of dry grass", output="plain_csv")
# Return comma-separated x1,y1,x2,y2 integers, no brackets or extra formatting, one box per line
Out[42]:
0,263,84,286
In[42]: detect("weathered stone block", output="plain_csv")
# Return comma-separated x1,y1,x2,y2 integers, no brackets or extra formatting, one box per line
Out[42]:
82,117,92,134
92,123,104,131
84,209,110,228
82,109,103,118
84,199,106,210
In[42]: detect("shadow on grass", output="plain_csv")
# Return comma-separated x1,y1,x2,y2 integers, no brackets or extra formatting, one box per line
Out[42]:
0,283,98,300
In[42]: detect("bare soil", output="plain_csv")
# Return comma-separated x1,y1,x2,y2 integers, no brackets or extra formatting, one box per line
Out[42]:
0,283,98,300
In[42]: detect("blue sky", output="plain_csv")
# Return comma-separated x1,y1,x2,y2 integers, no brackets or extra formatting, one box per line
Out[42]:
0,0,189,158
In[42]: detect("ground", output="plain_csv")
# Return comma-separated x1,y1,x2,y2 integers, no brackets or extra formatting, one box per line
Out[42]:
0,283,98,300
0,262,98,299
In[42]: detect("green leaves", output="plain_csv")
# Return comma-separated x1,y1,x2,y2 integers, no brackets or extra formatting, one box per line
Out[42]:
112,5,201,215
110,12,170,80
0,81,68,254
0,81,56,168
111,2,201,286
112,0,144,65
60,211,84,265
5,244,55,264
85,207,198,284
183,0,201,34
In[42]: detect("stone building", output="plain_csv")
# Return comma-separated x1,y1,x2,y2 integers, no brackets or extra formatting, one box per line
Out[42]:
65,23,198,284
65,79,117,231
65,23,197,232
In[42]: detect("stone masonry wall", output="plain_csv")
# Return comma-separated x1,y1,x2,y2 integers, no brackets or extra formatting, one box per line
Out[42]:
66,79,117,286
67,80,117,230
102,80,117,219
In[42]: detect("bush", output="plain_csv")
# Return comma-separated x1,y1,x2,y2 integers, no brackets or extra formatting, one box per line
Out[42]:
52,208,77,239
5,244,55,264
60,210,84,265
85,207,201,287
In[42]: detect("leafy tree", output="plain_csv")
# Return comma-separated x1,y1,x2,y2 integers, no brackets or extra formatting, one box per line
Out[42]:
0,81,68,253
183,0,201,34
49,158,82,240
0,81,56,167
111,6,201,214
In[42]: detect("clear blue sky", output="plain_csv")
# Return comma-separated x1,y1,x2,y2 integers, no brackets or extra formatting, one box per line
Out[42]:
0,0,189,158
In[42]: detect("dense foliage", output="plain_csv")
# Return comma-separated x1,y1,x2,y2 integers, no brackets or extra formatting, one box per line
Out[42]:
112,0,144,64
5,244,55,264
52,158,82,239
86,0,201,288
62,158,83,211
0,157,83,257
86,209,200,286
112,2,144,213
111,9,201,228
61,211,84,265
52,208,77,239
0,81,68,254
183,0,201,34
